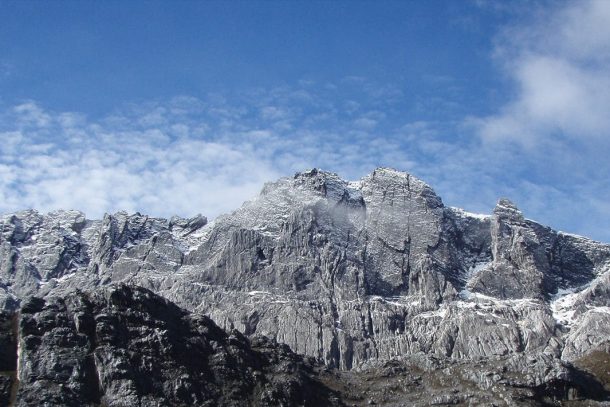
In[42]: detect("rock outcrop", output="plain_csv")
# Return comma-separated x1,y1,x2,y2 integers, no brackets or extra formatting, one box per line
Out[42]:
1,167,609,405
7,285,340,406
2,285,608,406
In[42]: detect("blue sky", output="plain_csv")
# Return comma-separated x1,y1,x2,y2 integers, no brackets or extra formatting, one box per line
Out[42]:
1,0,610,242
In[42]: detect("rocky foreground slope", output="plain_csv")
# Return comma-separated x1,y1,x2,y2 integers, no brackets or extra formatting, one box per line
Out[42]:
1,168,610,405
0,285,341,406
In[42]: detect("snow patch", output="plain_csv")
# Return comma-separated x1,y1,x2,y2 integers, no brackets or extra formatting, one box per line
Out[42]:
558,231,589,240
414,307,448,319
459,260,491,300
347,180,363,190
590,306,610,315
450,207,491,221
382,299,408,307
56,274,72,283
550,282,590,327
456,293,540,310
248,291,271,296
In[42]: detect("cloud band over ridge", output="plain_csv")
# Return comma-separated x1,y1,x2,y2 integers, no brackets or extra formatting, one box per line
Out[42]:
1,0,610,242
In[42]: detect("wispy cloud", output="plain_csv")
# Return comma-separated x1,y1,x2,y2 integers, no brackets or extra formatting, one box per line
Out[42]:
1,1,609,242
458,0,610,239
475,0,610,145
0,60,13,80
0,100,278,219
0,83,418,220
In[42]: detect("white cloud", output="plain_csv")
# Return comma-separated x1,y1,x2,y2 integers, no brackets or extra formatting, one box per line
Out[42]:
0,86,414,220
0,102,282,219
2,20,610,245
478,0,610,145
12,102,52,128
410,0,610,242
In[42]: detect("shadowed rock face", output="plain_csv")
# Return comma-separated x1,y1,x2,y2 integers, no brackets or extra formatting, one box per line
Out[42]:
9,285,340,407
1,168,610,405
2,285,608,407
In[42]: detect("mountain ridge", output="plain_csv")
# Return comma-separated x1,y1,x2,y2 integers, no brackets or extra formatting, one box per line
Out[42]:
1,167,610,405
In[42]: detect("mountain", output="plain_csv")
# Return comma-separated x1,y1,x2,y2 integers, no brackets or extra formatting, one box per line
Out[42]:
1,168,609,405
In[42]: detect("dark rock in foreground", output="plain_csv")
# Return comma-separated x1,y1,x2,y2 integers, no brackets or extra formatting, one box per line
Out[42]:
9,285,340,406
2,284,608,406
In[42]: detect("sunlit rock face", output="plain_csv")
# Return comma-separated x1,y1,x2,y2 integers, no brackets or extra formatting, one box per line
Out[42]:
1,168,610,404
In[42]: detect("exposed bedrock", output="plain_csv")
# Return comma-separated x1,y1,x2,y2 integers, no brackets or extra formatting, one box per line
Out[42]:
11,285,340,406
0,167,609,377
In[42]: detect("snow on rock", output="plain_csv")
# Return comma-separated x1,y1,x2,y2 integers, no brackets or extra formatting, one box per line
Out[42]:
450,207,491,221
0,167,609,373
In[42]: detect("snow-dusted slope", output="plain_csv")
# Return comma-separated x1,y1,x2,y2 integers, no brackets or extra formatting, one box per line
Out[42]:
1,168,610,377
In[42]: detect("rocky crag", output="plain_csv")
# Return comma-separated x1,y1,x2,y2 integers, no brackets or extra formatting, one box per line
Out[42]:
0,284,341,406
1,168,610,405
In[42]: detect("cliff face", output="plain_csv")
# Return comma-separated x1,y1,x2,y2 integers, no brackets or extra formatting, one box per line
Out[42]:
2,285,340,406
1,285,607,407
1,168,610,405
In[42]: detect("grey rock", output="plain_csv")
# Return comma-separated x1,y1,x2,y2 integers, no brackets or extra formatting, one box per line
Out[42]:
13,284,340,406
7,285,608,406
1,167,610,405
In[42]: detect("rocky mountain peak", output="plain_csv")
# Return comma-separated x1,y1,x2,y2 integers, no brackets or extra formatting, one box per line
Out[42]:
362,167,443,208
493,197,524,222
1,169,610,405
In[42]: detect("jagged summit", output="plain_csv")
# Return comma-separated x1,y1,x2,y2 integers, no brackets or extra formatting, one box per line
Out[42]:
291,167,440,198
494,197,524,221
1,168,610,404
